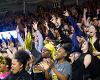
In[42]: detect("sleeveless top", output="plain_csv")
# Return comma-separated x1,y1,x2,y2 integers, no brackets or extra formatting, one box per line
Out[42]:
90,38,100,59
82,53,100,79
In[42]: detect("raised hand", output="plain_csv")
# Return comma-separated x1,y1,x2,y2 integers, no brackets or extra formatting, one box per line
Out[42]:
34,65,45,72
97,9,100,14
84,8,87,13
63,10,69,17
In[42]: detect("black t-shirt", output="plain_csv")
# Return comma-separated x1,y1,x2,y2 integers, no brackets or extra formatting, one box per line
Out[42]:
72,56,85,80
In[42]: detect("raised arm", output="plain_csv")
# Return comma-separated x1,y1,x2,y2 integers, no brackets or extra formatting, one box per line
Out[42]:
83,8,91,27
63,10,83,36
83,8,87,26
16,25,24,47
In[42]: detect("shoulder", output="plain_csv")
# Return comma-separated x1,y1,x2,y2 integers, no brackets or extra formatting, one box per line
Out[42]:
84,54,91,58
57,61,72,72
94,38,100,51
84,54,92,60
64,61,72,79
95,38,100,43
20,71,32,80
65,61,72,68
4,74,14,80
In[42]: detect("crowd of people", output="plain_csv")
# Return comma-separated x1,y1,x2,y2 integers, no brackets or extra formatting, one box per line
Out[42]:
0,2,100,80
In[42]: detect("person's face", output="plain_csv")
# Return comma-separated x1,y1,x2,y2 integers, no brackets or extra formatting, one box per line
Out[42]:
50,15,57,26
83,26,89,34
0,63,7,72
93,19,98,26
10,42,14,47
11,59,23,74
42,47,51,58
81,41,88,53
64,24,69,30
89,25,97,37
32,21,38,30
56,17,61,26
55,47,66,60
2,41,7,48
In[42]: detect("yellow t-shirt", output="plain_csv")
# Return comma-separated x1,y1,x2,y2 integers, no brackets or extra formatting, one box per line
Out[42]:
90,38,100,59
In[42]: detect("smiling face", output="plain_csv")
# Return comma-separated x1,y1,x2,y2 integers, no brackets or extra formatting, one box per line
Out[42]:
55,47,67,60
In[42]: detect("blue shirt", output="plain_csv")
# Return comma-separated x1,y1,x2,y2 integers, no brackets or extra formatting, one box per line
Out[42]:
51,60,72,80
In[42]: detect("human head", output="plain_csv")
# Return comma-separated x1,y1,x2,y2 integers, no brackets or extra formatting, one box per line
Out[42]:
89,25,97,37
1,40,7,48
11,50,30,74
55,43,72,60
81,40,93,54
0,54,11,73
82,25,90,36
42,47,51,58
50,13,62,26
89,25,100,38
50,14,57,26
9,41,14,47
93,18,99,26
32,18,38,31
42,43,56,60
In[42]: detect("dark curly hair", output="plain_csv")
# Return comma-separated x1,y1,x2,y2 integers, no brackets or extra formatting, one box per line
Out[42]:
14,50,30,69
